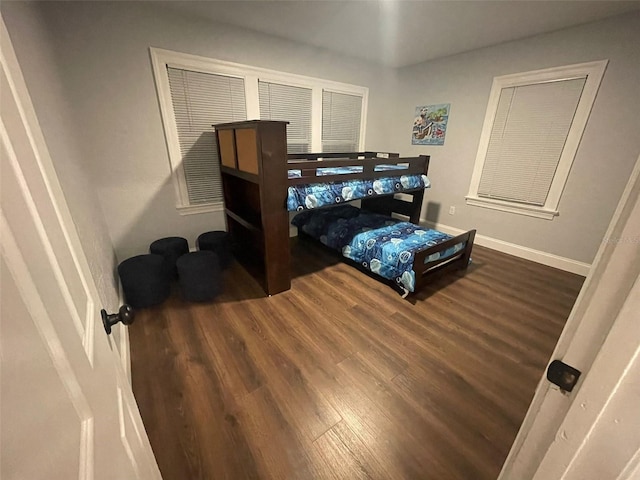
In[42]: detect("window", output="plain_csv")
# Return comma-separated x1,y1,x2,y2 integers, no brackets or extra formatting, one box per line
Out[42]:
322,91,363,153
466,60,607,220
151,48,367,214
167,68,246,206
259,81,312,154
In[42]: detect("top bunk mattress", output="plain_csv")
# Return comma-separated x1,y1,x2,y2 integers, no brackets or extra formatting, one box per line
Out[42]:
287,168,430,211
287,163,408,178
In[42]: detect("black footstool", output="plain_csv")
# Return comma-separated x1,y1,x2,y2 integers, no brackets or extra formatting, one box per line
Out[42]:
197,231,232,269
149,236,189,278
176,251,222,302
118,254,170,308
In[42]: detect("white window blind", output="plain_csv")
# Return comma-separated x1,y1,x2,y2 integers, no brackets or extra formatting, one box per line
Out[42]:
322,91,362,153
167,67,246,205
258,81,312,154
478,78,586,206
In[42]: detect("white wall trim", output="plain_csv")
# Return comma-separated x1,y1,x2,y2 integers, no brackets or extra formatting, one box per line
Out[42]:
465,196,559,220
619,446,640,480
149,47,369,100
79,417,94,480
177,201,224,216
149,47,191,211
117,281,132,385
422,219,591,276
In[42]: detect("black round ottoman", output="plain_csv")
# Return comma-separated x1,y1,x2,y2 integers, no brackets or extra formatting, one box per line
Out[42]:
197,231,232,269
176,251,222,302
149,236,189,278
118,254,170,308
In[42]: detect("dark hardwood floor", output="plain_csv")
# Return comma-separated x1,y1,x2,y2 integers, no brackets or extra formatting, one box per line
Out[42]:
130,240,584,480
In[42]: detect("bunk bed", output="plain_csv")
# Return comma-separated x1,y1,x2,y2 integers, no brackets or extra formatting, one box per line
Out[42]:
214,120,475,297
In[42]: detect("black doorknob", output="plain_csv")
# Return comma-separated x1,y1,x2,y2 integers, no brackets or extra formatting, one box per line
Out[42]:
101,305,135,335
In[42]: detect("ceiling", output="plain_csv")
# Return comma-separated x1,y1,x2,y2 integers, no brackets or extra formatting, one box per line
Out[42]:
158,1,640,68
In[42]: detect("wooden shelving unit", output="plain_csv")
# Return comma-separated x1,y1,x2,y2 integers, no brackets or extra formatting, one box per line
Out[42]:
214,120,290,296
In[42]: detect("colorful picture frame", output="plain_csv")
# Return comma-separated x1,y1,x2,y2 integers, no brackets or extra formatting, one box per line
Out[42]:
411,104,450,145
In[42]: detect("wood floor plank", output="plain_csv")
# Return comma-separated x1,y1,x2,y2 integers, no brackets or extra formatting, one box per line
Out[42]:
228,301,343,443
292,280,408,380
311,358,440,480
389,305,539,405
311,420,389,480
392,365,513,475
346,299,535,420
235,385,317,479
338,352,483,479
196,305,265,399
165,306,262,479
130,243,583,480
249,296,347,380
131,308,204,480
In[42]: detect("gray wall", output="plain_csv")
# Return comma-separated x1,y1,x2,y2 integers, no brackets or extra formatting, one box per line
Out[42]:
10,1,398,261
2,2,120,309
388,13,640,264
4,2,638,266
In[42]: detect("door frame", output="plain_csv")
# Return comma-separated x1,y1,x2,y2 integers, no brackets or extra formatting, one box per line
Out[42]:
0,11,134,380
533,274,639,478
499,152,640,478
1,13,160,478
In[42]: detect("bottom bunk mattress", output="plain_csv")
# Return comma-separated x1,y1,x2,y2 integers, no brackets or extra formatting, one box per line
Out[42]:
292,205,467,294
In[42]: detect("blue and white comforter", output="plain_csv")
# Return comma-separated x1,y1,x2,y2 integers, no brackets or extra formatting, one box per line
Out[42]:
292,206,465,294
287,164,409,179
287,173,430,211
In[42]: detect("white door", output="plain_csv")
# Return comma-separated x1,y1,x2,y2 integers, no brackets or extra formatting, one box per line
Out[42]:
499,154,640,479
0,17,161,480
533,277,640,479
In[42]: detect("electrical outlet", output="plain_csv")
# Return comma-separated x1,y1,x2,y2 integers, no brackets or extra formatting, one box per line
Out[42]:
449,206,456,215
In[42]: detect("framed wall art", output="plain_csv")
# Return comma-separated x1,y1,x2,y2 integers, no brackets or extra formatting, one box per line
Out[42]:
411,103,450,145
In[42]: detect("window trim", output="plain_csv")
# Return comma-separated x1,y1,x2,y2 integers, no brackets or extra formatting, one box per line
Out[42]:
466,60,608,220
150,47,368,214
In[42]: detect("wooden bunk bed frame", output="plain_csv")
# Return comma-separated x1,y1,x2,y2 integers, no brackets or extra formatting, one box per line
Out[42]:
214,120,475,297
288,154,427,222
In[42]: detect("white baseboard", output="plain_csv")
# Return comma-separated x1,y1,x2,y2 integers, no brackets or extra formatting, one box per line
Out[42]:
422,219,591,276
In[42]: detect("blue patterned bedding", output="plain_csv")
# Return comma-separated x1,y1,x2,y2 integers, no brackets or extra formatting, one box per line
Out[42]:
287,173,430,211
292,206,466,294
288,164,409,178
